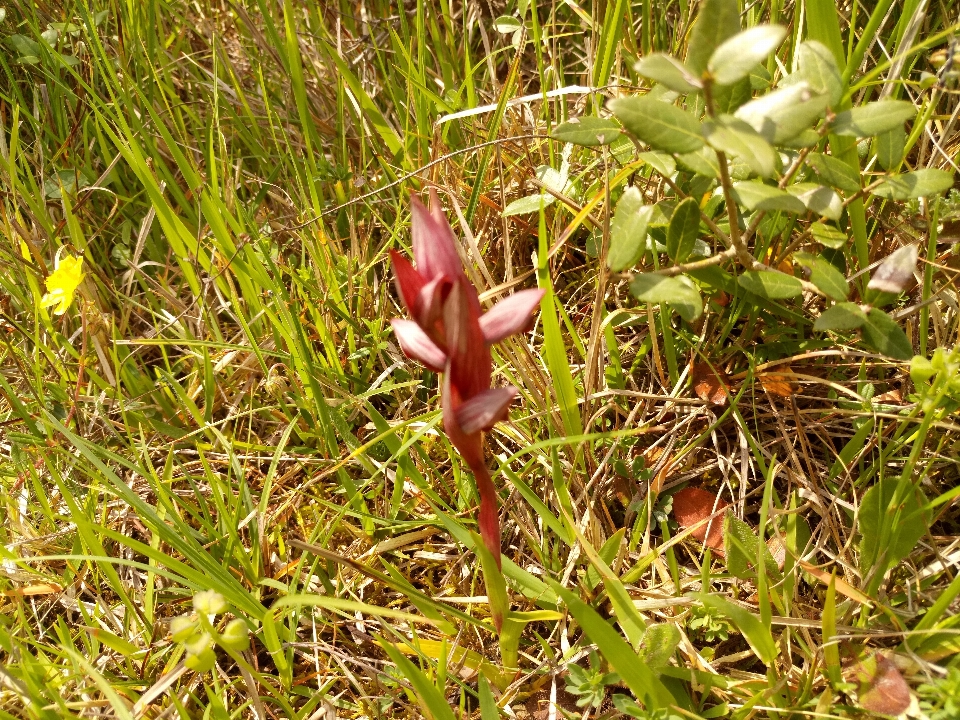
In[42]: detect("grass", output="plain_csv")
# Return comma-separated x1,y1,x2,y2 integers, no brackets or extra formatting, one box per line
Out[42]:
1,0,960,717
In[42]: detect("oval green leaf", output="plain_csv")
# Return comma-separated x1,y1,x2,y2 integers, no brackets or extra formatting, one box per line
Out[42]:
738,270,803,299
733,181,806,213
635,54,701,93
807,152,862,193
794,40,842,106
794,251,849,300
814,302,867,331
831,100,916,138
810,221,848,249
703,115,777,177
734,83,830,143
708,25,788,86
667,197,701,263
630,273,703,321
871,169,955,200
608,187,654,272
860,309,912,359
608,96,704,154
786,183,843,221
551,117,623,147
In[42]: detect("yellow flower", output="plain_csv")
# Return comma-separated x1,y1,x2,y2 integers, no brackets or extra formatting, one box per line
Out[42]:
40,254,85,315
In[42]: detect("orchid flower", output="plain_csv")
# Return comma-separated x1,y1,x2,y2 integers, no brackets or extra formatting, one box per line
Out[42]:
389,190,544,573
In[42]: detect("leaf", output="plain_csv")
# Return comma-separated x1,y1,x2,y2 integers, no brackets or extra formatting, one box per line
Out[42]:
814,302,867,331
685,0,742,75
875,126,905,171
734,83,830,144
708,25,788,86
724,515,784,582
807,152,862,193
794,251,849,300
758,369,797,398
547,582,675,710
871,169,955,200
608,187,654,271
552,117,623,147
673,487,728,551
639,624,681,669
675,147,720,178
867,244,918,294
852,654,912,716
702,115,777,178
699,594,778,667
691,362,731,406
733,181,806,213
810,221,848,249
608,96,704,154
379,642,459,720
860,309,912,360
793,40,842,106
635,54,701,93
786,183,842,221
40,254,85,315
737,270,803,299
859,475,930,577
638,151,676,177
667,197,701,263
630,274,703,322
493,15,522,33
831,100,916,137
503,193,555,216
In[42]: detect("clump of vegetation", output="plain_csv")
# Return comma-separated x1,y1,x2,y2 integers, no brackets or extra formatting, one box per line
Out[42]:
1,0,959,717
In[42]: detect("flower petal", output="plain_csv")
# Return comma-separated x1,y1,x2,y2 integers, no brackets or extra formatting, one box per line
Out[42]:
414,274,452,343
443,277,491,400
411,191,463,281
391,319,447,372
479,288,546,344
389,250,425,315
455,386,518,435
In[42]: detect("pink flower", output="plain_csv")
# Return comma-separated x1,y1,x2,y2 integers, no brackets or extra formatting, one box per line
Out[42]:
390,190,544,574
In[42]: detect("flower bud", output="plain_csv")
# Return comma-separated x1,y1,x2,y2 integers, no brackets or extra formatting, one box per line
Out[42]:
219,618,250,652
170,615,198,643
193,589,227,616
185,646,216,673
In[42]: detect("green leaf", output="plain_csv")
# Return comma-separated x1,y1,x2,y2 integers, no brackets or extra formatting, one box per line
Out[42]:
638,151,677,177
860,309,912,359
733,181,806,213
858,478,929,575
871,169,955,200
675,147,720,178
724,515,783,583
699,594,777,666
794,252,849,300
667,197,701,263
608,96,704,154
737,270,803,299
639,624,681,669
786,183,843,221
814,302,867,331
685,0,741,75
831,100,916,137
793,40,842,106
807,152,862,193
635,54,701,93
702,115,777,177
708,25,787,86
630,274,703,321
875,126,905,170
548,581,675,710
608,187,654,272
810,221,848,248
551,117,622,147
734,83,830,144
380,642,459,720
493,15,522,33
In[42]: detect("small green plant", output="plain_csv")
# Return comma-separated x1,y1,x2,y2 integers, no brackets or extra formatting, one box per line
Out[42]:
687,602,732,644
919,667,960,720
613,695,688,720
170,590,250,673
564,652,620,708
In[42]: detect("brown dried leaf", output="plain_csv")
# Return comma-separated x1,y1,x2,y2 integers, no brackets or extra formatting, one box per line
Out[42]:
758,368,796,397
691,362,731,406
644,447,675,496
673,487,729,552
852,653,911,716
766,535,787,571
